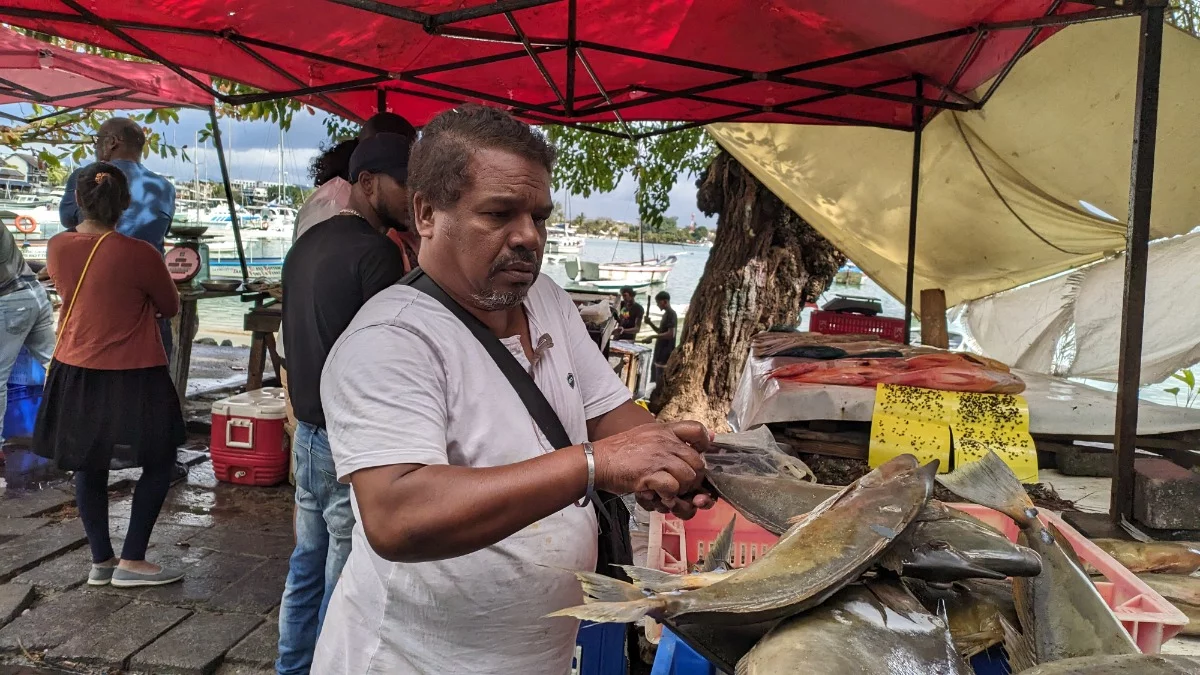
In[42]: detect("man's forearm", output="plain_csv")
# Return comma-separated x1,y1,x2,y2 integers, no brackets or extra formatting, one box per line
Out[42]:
352,447,588,563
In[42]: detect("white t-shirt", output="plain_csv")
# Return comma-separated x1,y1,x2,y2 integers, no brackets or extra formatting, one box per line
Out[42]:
314,275,631,675
293,177,351,242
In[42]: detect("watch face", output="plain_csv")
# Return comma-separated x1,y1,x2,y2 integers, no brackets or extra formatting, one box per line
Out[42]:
165,246,202,282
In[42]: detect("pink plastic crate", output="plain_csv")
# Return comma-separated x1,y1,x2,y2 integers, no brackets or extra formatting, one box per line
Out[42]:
645,500,1188,653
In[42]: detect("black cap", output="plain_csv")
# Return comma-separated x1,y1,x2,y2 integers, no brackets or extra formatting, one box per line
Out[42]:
349,132,410,184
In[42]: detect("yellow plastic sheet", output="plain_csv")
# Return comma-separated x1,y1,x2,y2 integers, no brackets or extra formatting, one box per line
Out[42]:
869,385,1038,483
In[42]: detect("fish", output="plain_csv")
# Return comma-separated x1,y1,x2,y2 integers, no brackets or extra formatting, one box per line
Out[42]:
548,454,936,625
707,470,1041,583
907,578,1019,658
736,580,970,675
1015,655,1200,674
1084,539,1200,575
938,451,1139,663
697,514,737,573
878,365,1026,394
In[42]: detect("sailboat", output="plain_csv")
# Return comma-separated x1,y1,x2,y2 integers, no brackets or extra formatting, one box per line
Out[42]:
564,218,676,289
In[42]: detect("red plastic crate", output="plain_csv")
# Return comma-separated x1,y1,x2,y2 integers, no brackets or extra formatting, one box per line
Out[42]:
645,500,1188,653
810,310,906,344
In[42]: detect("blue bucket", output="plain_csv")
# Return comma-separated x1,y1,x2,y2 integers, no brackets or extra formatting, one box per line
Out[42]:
3,385,42,438
6,347,46,388
651,630,716,675
573,621,628,675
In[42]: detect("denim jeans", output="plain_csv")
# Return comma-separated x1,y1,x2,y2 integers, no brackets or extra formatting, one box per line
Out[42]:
0,284,55,442
276,422,354,675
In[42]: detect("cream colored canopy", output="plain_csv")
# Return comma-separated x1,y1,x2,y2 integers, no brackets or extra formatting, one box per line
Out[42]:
707,18,1200,308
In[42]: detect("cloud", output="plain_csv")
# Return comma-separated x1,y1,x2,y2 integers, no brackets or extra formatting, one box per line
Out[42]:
134,108,717,227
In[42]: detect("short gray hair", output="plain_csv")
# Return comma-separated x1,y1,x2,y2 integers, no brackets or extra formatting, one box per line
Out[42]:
408,104,556,210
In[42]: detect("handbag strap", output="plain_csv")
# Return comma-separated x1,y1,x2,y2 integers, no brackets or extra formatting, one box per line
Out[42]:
53,230,113,360
402,268,573,449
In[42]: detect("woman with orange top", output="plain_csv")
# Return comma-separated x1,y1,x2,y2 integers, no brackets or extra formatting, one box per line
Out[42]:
34,162,186,589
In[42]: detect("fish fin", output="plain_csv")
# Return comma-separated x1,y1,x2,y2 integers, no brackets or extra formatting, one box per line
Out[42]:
936,451,1036,528
1012,576,1038,655
734,655,752,675
546,597,664,623
617,566,682,590
575,571,646,603
1045,520,1084,570
999,613,1037,672
700,515,737,573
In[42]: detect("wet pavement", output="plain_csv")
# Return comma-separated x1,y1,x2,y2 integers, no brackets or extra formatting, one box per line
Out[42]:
0,445,292,674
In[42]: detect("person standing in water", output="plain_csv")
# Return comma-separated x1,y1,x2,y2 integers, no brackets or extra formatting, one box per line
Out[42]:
36,162,186,588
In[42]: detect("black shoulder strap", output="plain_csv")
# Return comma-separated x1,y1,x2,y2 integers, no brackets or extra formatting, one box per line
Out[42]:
402,268,573,450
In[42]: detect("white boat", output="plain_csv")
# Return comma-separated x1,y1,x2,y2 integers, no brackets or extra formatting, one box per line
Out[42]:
545,223,584,256
564,255,677,285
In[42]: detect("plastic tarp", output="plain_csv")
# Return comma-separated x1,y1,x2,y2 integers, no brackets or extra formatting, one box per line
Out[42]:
956,232,1200,385
0,27,211,109
0,1,1097,124
707,18,1200,308
731,353,1200,436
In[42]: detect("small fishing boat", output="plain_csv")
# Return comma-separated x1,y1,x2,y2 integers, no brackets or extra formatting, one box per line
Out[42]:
545,223,584,256
564,255,677,285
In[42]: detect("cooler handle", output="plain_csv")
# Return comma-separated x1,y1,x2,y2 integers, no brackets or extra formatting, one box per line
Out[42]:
226,418,255,449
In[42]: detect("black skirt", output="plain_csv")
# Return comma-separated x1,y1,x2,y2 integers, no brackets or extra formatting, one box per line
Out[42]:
33,361,185,472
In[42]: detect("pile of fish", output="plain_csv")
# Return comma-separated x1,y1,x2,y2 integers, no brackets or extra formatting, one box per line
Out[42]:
548,430,1198,674
753,330,1026,394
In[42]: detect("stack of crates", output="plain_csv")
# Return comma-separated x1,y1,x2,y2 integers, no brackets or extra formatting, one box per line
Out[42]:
4,348,45,438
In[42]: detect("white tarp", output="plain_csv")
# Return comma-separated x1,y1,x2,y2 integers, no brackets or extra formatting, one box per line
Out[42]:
731,353,1200,436
956,232,1200,385
707,19,1200,309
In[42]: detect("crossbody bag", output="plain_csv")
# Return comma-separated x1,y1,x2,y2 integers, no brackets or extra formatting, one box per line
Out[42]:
402,268,633,578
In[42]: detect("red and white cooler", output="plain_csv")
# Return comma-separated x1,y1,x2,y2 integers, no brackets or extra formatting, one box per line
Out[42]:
210,388,288,486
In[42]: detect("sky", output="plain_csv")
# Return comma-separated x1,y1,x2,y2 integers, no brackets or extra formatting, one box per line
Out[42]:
135,109,717,228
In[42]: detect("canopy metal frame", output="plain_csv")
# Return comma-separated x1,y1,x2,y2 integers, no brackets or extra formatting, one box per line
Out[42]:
0,0,1169,525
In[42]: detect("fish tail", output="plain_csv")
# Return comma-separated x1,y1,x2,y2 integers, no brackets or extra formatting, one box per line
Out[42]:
1000,613,1037,673
574,571,646,603
700,514,737,573
937,451,1036,528
546,597,665,623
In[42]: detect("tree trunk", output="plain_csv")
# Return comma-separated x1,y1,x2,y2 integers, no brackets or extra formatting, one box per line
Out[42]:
650,151,844,430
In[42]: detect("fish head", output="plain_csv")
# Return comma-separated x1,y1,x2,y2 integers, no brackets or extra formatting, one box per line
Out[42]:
847,456,940,544
897,518,1043,583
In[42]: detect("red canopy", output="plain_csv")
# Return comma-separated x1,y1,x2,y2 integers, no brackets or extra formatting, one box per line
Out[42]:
0,25,211,115
0,1,1132,129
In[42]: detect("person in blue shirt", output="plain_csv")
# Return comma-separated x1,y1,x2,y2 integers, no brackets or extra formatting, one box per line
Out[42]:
60,118,177,358
60,118,176,250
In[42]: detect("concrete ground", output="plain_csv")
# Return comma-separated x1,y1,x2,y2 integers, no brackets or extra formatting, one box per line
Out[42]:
0,450,292,675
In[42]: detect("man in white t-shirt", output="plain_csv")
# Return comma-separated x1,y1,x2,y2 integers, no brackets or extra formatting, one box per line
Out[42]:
314,104,713,674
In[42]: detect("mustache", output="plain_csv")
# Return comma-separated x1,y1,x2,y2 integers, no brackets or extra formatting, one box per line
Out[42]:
488,248,539,276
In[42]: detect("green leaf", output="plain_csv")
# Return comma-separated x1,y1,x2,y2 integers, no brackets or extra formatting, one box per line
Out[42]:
1165,387,1181,396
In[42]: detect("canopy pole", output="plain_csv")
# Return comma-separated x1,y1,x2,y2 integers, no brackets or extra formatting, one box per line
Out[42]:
902,76,924,345
1111,2,1165,525
377,88,387,113
207,105,249,284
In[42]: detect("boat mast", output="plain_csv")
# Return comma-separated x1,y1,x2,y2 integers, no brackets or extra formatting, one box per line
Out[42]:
192,130,200,222
278,125,285,205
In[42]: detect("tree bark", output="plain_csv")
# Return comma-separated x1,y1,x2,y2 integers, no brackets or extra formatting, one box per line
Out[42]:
650,151,844,430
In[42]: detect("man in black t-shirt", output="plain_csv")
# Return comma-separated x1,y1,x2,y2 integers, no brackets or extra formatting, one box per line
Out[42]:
614,285,644,339
646,290,678,384
277,132,411,674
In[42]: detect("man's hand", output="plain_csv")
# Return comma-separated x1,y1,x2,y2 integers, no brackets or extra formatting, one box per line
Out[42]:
591,420,714,518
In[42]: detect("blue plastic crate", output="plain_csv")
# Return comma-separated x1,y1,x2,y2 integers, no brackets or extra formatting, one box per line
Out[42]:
3,384,42,438
651,629,716,675
573,620,627,675
6,348,45,388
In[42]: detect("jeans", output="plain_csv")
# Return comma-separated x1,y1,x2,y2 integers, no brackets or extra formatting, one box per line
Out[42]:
276,422,354,675
76,463,173,563
0,284,55,442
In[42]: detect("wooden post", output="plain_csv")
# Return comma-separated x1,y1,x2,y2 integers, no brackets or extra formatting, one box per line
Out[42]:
247,332,266,391
169,297,199,403
919,288,949,349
